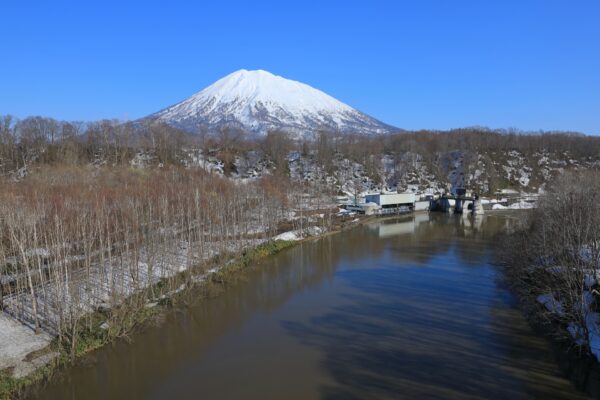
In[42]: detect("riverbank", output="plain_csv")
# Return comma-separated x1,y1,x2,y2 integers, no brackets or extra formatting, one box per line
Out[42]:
498,265,600,398
0,211,372,400
0,316,56,398
498,171,600,399
0,165,335,396
532,310,600,396
0,239,294,399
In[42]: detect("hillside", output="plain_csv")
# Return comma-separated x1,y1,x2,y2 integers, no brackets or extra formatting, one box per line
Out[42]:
1,113,598,197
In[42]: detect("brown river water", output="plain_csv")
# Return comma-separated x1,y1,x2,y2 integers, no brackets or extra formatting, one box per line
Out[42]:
30,213,587,400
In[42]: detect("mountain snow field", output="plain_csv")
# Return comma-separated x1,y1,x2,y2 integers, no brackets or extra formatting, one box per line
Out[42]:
150,69,394,137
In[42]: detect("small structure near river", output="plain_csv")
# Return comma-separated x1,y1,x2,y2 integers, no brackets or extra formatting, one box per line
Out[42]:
430,190,484,215
343,193,416,216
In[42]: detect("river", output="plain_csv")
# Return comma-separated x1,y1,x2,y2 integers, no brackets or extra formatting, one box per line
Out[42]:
30,213,587,399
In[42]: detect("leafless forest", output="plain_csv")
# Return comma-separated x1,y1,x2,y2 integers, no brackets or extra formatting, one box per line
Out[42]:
2,115,600,180
503,171,600,357
0,116,342,352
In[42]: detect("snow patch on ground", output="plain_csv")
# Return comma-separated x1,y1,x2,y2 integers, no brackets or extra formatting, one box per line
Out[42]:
273,225,325,242
508,201,536,209
568,322,586,346
274,231,302,241
0,313,54,378
586,313,600,362
537,293,565,316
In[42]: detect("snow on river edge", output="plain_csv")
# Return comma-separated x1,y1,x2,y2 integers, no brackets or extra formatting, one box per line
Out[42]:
537,275,600,363
0,314,55,378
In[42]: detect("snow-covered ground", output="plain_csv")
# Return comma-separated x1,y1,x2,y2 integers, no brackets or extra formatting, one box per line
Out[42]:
274,231,302,241
536,263,600,362
2,236,266,336
0,314,54,378
537,293,565,316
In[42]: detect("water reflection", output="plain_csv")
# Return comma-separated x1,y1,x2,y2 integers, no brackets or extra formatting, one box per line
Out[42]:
31,214,585,400
284,263,581,399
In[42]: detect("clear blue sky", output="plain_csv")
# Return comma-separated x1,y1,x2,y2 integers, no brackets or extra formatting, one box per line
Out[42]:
1,1,599,134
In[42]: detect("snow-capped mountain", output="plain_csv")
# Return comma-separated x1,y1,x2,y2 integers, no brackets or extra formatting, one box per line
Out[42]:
148,69,396,137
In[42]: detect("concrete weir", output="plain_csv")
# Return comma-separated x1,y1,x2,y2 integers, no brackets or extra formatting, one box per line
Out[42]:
430,194,484,215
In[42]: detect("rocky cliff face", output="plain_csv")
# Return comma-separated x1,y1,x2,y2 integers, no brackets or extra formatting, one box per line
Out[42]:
178,147,598,197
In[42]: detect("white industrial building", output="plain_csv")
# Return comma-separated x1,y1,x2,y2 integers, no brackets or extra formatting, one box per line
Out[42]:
340,193,416,216
364,193,416,210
